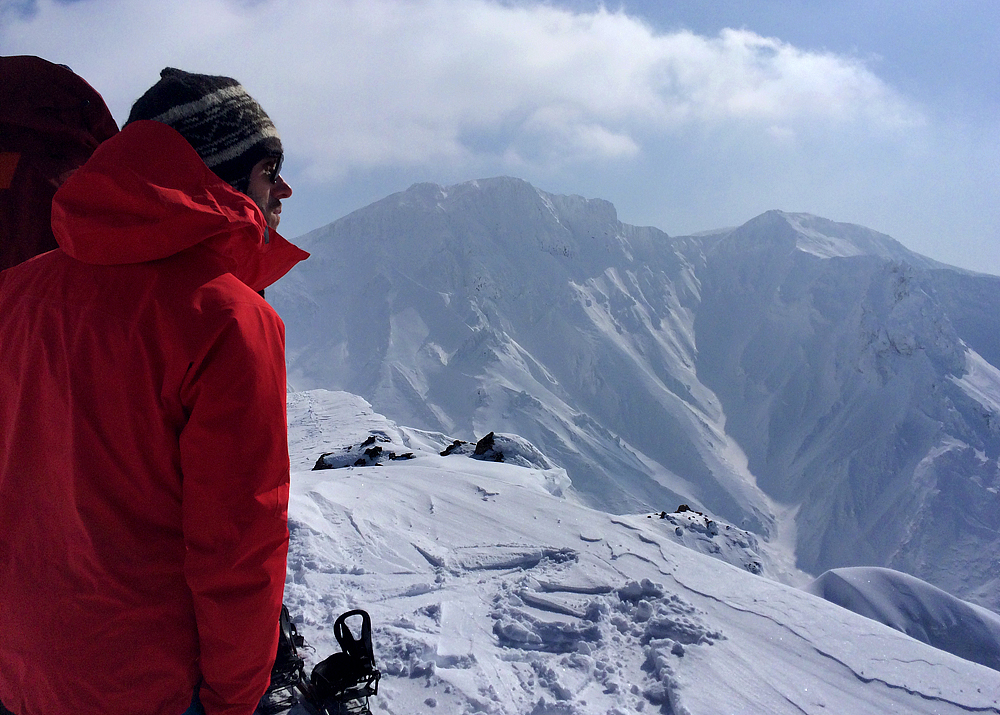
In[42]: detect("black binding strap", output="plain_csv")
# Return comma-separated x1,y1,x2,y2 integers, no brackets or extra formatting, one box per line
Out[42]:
334,610,375,667
310,609,380,713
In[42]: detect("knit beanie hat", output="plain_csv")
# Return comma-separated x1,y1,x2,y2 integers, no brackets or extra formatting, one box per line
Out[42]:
125,68,282,191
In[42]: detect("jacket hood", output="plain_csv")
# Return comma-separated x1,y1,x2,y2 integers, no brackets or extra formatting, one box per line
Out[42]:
51,120,308,292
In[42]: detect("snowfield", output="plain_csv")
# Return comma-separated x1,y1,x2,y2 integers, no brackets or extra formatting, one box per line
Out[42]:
280,390,1000,715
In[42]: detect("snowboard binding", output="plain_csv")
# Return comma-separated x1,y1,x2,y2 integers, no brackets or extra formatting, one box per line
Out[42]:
309,610,381,715
256,606,380,715
256,605,310,714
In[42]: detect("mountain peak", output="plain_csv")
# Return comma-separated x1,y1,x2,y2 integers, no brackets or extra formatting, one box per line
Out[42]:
726,210,942,268
406,176,622,228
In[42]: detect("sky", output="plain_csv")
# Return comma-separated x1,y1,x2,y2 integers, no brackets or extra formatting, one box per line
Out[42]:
2,0,998,274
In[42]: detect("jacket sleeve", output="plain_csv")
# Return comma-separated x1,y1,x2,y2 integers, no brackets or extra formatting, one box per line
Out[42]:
179,297,290,715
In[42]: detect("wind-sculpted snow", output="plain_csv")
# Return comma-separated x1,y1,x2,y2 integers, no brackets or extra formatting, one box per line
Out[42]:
280,391,1000,715
272,177,1000,608
806,567,1000,672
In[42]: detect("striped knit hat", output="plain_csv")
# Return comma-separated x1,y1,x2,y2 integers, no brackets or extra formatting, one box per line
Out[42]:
125,68,282,191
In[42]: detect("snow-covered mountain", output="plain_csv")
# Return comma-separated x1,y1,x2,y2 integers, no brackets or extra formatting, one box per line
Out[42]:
271,177,1000,609
281,390,1000,715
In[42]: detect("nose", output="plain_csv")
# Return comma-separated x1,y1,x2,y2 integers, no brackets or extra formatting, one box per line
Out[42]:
275,175,292,199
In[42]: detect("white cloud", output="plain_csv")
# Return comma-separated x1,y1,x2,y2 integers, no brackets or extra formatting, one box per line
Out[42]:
13,0,995,278
1,0,923,178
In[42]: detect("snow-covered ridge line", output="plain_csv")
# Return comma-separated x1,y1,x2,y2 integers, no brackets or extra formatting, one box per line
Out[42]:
281,389,1000,715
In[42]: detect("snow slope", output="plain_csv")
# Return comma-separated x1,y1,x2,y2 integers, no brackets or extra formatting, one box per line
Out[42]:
806,566,1000,672
270,177,1000,608
281,390,1000,715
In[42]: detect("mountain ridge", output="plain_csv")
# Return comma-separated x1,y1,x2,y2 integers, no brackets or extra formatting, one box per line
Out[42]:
272,176,1000,608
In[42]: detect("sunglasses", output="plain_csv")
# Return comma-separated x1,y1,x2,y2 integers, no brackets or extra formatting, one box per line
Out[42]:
264,154,284,183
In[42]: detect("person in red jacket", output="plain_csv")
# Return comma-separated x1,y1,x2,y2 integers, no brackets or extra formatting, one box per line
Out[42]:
0,55,119,271
0,68,308,715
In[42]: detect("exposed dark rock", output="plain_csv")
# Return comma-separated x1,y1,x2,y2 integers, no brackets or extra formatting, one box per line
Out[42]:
441,440,467,456
473,432,504,462
313,452,335,470
474,432,496,455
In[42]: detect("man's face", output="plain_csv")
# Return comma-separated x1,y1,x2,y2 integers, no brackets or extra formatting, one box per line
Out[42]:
245,156,292,230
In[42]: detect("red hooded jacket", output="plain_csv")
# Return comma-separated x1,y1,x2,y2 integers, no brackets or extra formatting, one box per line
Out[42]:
0,120,309,715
